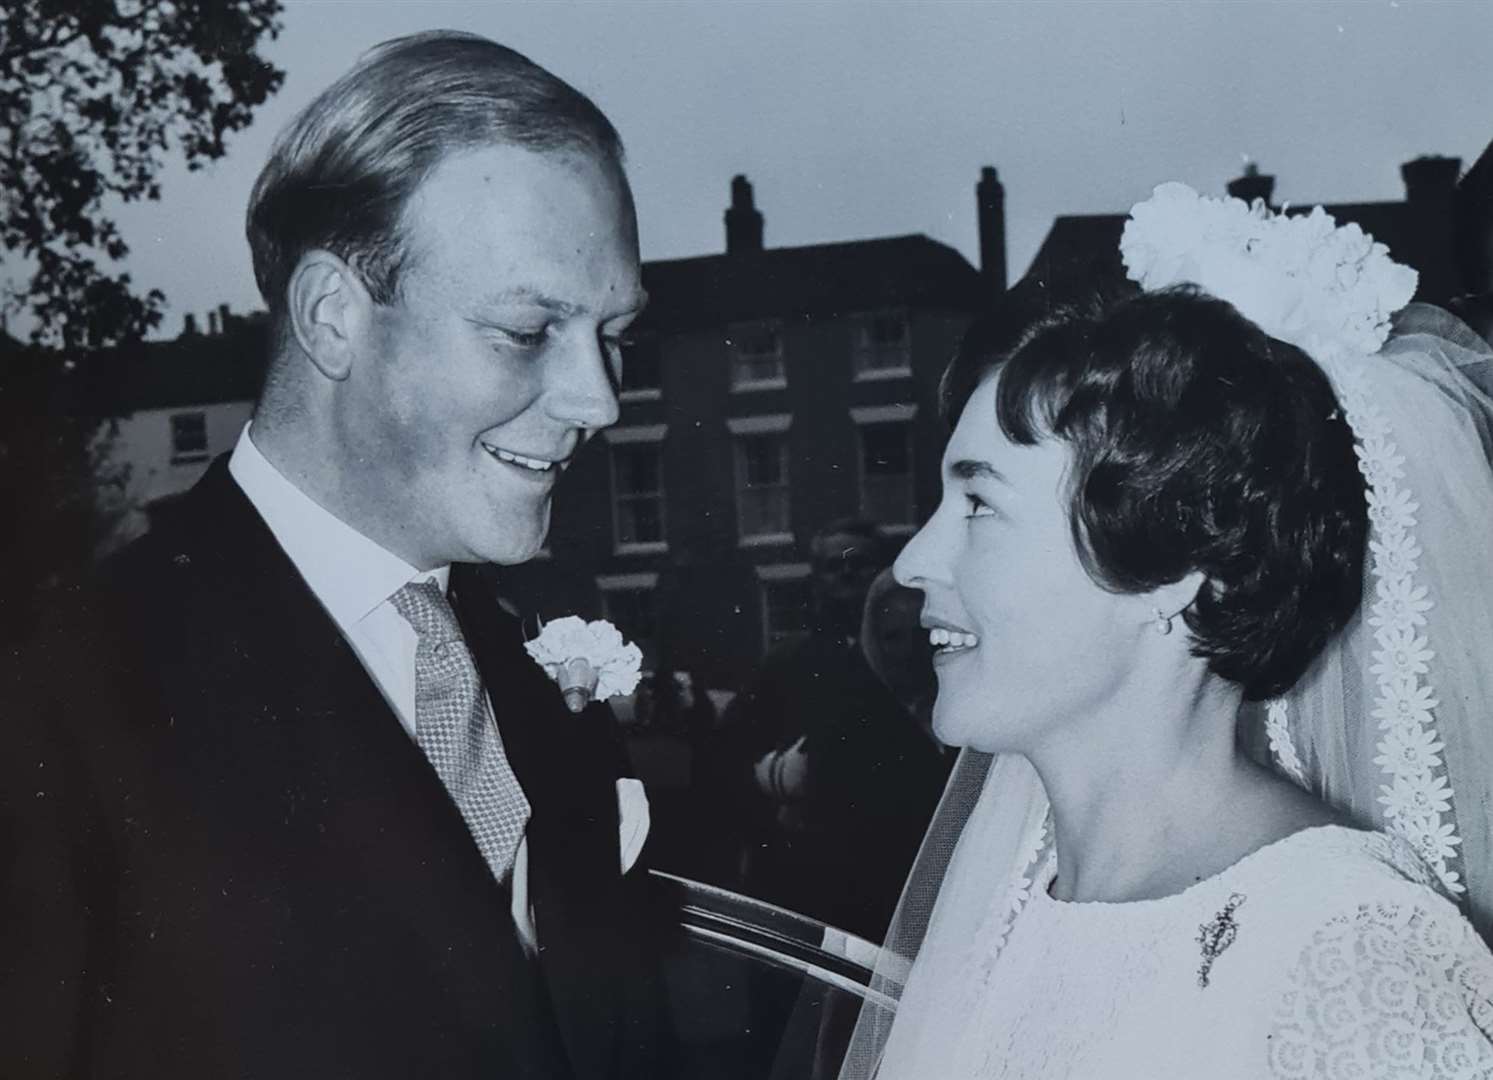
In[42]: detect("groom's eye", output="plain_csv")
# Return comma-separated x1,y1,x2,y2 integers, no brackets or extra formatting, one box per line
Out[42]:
498,326,548,349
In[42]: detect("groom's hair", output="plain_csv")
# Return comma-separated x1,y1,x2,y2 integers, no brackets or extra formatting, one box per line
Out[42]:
246,30,624,323
943,281,1368,701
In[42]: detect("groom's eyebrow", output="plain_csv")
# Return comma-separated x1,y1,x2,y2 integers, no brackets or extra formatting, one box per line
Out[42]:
950,459,1008,484
480,286,650,320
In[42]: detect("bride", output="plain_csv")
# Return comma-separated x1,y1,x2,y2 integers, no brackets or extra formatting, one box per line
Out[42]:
839,185,1493,1079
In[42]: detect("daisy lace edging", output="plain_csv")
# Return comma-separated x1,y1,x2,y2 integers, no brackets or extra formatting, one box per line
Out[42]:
1269,359,1463,896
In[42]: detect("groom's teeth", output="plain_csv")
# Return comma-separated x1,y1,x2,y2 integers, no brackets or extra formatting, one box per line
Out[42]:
483,444,554,472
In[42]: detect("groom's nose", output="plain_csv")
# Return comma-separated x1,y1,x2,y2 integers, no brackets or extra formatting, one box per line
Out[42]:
545,332,620,432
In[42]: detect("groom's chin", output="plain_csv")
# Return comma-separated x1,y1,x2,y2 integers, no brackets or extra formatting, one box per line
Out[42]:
480,525,550,567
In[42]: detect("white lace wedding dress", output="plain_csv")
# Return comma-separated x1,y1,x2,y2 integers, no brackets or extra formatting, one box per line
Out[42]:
875,826,1493,1079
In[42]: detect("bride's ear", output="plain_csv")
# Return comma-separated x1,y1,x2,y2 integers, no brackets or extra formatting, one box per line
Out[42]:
1149,569,1208,625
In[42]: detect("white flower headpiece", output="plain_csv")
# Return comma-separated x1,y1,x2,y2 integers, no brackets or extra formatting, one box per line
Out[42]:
1120,182,1418,365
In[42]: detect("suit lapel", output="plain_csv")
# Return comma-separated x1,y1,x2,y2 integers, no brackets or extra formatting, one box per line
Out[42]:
171,462,547,984
451,564,625,1080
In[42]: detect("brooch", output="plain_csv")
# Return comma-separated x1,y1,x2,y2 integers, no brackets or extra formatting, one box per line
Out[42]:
1196,892,1246,989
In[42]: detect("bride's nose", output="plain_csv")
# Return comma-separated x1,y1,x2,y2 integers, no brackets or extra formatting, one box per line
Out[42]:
893,514,942,591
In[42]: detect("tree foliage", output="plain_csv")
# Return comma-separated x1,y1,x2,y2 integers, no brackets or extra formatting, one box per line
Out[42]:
1,0,283,350
0,349,129,637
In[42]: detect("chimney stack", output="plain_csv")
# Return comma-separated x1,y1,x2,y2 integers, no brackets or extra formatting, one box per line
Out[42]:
725,175,763,254
1402,156,1460,205
182,312,199,337
1226,162,1275,207
977,166,1007,296
207,310,219,335
1455,141,1493,296
1400,155,1463,304
218,302,232,333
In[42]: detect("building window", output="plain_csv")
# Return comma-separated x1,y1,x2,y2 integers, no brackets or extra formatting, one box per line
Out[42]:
599,572,660,667
620,333,662,401
728,321,785,390
756,564,812,651
604,424,668,553
852,404,918,530
728,414,792,544
859,423,914,525
736,435,790,539
853,310,911,378
170,411,209,464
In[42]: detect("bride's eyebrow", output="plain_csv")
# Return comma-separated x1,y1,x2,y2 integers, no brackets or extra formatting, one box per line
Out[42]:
949,459,1008,484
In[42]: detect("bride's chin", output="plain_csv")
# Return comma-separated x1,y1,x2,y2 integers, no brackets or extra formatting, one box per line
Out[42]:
931,701,1026,754
930,709,987,751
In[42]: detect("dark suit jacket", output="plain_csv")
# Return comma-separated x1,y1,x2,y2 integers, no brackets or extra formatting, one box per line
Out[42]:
1,458,667,1079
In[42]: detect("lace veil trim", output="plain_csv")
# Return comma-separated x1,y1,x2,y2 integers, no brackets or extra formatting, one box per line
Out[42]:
1268,358,1464,896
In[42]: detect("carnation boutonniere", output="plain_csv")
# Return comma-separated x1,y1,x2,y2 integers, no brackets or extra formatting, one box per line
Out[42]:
524,616,643,714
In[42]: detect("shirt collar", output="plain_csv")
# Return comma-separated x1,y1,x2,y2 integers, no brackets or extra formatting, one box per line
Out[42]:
227,423,449,629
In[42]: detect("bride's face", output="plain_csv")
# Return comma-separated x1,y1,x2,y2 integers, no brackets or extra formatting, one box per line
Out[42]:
893,374,1147,752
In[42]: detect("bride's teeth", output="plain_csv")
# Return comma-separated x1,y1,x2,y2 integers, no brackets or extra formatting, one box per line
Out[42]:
929,628,979,651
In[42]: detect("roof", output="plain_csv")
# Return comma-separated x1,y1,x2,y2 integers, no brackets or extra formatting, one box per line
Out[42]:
637,234,985,332
1025,214,1128,288
69,314,270,416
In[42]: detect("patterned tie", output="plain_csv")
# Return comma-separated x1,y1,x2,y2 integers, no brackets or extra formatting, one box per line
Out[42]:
389,579,530,884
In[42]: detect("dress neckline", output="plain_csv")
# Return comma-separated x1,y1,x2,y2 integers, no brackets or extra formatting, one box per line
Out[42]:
1035,824,1378,912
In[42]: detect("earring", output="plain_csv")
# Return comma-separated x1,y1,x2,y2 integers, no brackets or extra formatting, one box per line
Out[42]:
1153,608,1173,636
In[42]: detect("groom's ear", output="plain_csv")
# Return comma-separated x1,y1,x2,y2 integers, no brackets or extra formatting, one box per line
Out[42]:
285,249,374,383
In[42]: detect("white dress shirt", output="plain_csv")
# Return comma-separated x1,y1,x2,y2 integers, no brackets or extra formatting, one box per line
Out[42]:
228,424,537,948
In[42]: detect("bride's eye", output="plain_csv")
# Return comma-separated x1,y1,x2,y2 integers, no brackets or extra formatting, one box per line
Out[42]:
964,493,996,519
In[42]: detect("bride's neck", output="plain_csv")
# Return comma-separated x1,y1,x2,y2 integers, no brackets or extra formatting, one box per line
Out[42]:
1033,677,1266,904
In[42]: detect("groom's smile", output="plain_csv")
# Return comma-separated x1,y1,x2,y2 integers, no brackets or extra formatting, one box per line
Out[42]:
481,442,568,474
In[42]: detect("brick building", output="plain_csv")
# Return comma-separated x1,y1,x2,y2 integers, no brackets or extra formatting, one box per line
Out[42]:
495,174,994,687
79,306,269,548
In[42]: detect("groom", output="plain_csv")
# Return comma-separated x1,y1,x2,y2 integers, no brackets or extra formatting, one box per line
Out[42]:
2,32,665,1078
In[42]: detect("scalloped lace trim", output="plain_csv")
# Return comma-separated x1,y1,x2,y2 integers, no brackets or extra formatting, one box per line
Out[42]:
1266,699,1306,786
975,816,1050,986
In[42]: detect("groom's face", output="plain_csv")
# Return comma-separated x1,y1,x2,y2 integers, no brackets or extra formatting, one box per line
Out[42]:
335,143,643,569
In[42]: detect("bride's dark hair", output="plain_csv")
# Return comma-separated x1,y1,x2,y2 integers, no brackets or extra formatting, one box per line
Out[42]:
942,280,1368,701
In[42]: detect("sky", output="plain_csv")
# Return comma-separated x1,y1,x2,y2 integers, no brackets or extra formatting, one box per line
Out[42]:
11,0,1493,339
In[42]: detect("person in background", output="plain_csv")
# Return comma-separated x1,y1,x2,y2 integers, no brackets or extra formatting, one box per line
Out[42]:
740,532,952,941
